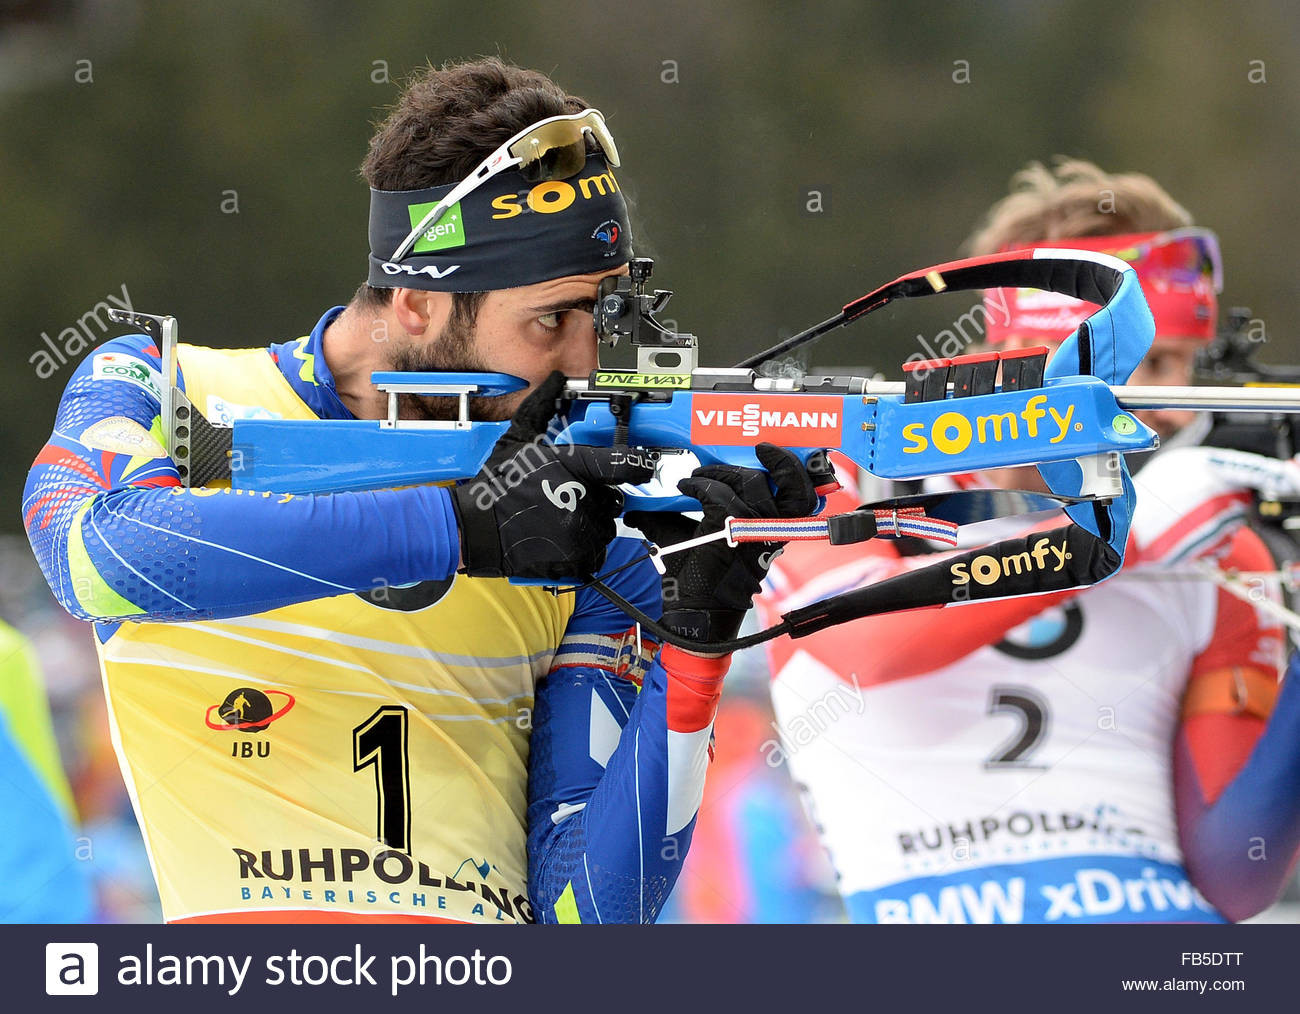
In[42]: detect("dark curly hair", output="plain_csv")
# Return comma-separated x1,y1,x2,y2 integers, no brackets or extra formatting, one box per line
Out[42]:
356,57,592,318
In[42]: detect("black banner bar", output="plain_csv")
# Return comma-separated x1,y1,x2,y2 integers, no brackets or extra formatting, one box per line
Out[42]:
12,923,1299,1012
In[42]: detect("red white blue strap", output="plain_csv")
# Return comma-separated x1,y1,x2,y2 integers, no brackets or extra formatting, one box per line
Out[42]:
725,517,833,542
868,507,960,545
727,508,957,546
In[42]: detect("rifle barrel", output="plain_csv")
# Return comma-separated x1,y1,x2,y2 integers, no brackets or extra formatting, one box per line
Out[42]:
572,377,1300,413
859,382,1300,413
1111,385,1300,412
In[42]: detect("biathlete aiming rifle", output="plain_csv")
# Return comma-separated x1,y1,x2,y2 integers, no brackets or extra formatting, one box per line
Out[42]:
105,250,1300,652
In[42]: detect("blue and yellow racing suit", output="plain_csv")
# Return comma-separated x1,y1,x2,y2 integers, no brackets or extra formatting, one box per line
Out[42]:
23,306,726,924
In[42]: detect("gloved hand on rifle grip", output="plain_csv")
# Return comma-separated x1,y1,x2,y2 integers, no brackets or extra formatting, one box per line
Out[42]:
451,371,656,580
624,442,821,646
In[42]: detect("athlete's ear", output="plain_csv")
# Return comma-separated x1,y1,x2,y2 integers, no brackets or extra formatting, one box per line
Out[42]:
391,287,451,338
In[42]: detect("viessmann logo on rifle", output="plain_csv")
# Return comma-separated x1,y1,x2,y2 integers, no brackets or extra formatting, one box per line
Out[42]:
689,394,842,445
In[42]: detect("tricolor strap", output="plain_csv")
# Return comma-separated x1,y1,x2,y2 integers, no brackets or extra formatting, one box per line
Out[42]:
726,509,959,547
870,508,959,544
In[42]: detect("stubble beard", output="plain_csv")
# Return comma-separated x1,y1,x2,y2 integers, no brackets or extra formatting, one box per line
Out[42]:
387,309,515,423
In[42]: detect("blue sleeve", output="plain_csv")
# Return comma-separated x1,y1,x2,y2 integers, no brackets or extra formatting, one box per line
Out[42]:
527,536,728,923
22,335,459,621
1175,653,1300,921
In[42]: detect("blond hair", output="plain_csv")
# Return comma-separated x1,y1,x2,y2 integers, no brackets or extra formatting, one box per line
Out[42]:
965,157,1194,255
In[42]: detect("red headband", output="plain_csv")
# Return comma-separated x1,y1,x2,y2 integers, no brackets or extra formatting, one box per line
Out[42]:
984,229,1221,345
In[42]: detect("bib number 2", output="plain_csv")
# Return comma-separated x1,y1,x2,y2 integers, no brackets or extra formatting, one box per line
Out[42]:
984,686,1049,769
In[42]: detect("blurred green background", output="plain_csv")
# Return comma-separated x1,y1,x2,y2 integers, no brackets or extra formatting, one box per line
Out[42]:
2,0,1297,529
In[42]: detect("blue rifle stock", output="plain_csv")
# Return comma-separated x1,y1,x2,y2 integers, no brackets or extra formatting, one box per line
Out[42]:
226,371,1155,510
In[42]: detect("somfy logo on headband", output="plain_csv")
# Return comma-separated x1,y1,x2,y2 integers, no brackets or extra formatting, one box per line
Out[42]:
367,152,630,292
490,169,621,219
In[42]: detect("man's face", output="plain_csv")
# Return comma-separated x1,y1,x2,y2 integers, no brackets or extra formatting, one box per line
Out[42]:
389,263,630,421
1126,338,1199,440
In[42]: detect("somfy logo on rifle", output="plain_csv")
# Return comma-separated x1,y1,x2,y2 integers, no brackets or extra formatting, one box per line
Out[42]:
543,479,586,512
950,536,1073,586
902,394,1077,457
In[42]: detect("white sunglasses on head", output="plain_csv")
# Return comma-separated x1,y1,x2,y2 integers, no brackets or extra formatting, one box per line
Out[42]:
390,108,620,261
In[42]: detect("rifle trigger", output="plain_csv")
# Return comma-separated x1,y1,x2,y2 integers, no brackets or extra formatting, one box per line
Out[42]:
608,392,637,448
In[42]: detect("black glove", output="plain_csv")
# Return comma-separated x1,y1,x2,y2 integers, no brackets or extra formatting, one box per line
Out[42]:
624,443,820,644
451,372,656,580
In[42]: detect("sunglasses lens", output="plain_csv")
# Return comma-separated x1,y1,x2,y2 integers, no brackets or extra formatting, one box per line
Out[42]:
1096,230,1223,293
513,136,588,183
390,111,618,262
1191,233,1223,290
1147,235,1222,290
508,111,618,182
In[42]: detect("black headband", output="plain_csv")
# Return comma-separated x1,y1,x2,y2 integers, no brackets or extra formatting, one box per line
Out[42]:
367,154,633,292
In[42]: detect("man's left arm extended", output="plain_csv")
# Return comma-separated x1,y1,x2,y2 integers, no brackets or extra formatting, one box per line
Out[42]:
526,538,727,924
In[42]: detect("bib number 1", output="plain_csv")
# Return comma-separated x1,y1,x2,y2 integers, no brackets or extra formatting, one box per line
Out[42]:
353,706,412,851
